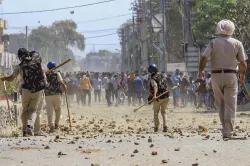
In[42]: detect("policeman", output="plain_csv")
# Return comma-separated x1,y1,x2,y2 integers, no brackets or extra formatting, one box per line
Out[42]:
1,48,46,137
199,19,247,140
44,61,67,133
148,64,169,132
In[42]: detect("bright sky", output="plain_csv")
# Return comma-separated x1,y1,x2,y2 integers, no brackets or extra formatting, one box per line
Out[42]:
2,0,132,57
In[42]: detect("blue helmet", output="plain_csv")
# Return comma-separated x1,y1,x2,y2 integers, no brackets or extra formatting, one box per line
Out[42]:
47,61,56,69
148,64,158,73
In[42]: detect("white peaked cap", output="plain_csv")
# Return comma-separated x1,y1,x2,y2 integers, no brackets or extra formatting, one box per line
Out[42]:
217,19,235,36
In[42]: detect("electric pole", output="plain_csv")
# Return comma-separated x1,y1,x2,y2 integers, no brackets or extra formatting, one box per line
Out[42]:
25,26,28,50
159,0,166,72
138,0,148,72
149,0,167,72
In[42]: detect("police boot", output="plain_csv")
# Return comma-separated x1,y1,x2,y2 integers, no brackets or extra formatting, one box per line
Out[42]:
49,126,55,133
27,125,34,136
55,124,59,130
23,131,29,137
163,127,168,133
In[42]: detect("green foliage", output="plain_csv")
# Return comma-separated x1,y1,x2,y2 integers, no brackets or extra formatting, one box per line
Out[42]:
28,20,85,69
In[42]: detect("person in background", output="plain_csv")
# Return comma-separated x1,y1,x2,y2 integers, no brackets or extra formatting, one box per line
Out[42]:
134,73,144,105
187,77,197,106
93,72,102,103
127,73,136,106
179,72,189,107
142,72,149,104
118,73,127,105
80,73,92,106
172,69,180,108
75,73,82,107
195,71,207,109
111,74,119,106
106,73,113,107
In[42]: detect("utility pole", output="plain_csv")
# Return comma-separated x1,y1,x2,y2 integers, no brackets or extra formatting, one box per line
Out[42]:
25,26,28,50
159,0,166,72
138,0,148,72
148,0,153,65
149,0,167,72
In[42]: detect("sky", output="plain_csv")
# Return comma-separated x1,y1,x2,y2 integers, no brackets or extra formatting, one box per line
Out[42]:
1,0,132,57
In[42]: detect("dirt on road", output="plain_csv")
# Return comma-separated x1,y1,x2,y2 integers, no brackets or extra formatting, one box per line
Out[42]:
1,101,250,166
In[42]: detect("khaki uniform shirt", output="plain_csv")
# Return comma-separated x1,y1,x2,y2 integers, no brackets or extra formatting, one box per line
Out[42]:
202,36,247,70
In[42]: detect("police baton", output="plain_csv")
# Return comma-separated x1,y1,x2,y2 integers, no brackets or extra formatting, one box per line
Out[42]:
241,82,250,101
134,90,169,112
3,81,12,119
45,59,71,74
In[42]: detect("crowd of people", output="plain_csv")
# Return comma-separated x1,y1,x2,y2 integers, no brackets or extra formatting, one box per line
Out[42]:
61,69,217,110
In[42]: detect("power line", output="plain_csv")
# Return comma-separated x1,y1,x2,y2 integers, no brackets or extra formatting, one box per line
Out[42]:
77,13,132,24
85,33,117,39
1,0,116,15
86,43,119,45
79,28,118,33
7,12,132,30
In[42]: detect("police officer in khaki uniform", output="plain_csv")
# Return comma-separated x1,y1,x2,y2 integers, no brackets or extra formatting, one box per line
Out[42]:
1,48,46,137
199,20,247,140
148,64,169,132
45,61,67,133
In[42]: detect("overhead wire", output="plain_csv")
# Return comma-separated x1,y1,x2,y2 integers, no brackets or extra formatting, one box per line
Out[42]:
77,13,132,24
79,28,118,33
85,33,117,39
85,43,119,45
0,0,116,15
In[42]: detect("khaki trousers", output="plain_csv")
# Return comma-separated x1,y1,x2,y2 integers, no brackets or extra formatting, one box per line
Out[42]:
153,98,169,128
21,89,42,131
211,73,238,137
45,95,62,128
34,92,45,134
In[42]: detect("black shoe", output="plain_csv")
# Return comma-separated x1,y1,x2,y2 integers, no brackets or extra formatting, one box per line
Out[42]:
154,128,158,132
55,124,59,130
23,131,29,137
163,127,168,133
27,126,34,136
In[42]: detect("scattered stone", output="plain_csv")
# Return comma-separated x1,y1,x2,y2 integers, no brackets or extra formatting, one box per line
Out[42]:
79,146,82,149
148,137,152,143
235,126,240,129
213,150,217,153
152,151,158,155
91,164,100,166
192,163,199,166
68,141,75,144
85,157,90,159
134,142,140,145
162,160,168,163
106,140,112,143
21,161,23,163
174,147,180,151
44,146,50,149
205,153,208,156
58,151,67,155
150,144,154,148
133,149,139,153
205,135,210,139
233,133,237,136
131,154,135,157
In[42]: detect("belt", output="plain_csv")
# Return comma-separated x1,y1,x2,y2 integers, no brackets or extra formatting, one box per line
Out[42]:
212,70,237,74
